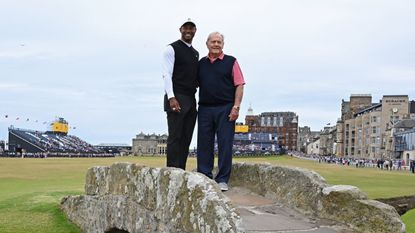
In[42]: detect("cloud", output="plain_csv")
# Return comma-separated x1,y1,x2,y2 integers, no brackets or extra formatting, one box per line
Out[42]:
1,0,414,144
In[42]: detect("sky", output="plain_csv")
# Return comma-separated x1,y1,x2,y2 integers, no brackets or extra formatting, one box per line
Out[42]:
1,0,414,146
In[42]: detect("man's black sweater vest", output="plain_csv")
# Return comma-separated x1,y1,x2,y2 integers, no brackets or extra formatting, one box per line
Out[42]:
170,40,199,96
198,55,236,106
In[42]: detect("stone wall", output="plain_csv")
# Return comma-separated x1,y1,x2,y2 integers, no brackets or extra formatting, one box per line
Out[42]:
230,162,405,233
61,163,242,233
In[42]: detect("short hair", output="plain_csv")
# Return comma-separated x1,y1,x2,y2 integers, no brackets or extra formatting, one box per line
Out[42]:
206,32,225,43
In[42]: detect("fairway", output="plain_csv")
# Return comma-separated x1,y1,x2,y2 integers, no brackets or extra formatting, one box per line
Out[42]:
0,156,414,233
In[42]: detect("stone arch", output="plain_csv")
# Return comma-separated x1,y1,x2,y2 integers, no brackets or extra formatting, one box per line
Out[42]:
104,228,129,233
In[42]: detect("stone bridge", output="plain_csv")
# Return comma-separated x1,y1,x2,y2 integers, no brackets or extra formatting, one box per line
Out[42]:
61,162,405,233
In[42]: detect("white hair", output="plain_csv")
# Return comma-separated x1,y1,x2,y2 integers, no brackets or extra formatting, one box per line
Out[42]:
206,32,225,42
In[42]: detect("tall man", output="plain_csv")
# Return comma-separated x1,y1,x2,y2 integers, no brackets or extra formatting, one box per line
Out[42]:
162,19,199,170
197,32,245,191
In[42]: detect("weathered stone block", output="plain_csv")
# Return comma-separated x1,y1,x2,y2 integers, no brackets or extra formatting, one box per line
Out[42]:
229,162,405,233
61,162,243,233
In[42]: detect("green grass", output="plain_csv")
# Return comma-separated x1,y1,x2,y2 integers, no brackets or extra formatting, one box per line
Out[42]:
0,155,414,232
402,208,415,233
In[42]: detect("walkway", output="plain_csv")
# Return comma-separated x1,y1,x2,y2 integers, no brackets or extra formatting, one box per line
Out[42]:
224,187,354,233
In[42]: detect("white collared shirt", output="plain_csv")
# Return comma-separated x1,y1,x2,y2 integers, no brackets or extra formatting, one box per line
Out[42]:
162,40,192,99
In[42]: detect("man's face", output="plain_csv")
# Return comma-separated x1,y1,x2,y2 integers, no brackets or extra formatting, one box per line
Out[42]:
206,34,224,56
180,24,196,43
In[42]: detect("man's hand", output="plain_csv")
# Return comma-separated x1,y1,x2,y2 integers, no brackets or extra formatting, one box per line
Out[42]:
228,106,239,121
169,97,181,113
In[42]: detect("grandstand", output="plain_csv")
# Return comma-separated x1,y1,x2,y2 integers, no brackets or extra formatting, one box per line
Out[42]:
7,118,103,156
234,132,280,154
95,143,131,155
233,122,280,155
8,127,102,154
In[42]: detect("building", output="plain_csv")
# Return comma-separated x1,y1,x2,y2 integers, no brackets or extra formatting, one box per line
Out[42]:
245,111,298,150
336,94,373,156
132,133,167,156
336,94,411,159
410,100,415,119
319,126,337,156
0,140,4,153
393,119,415,165
394,128,415,166
307,138,320,155
297,126,320,153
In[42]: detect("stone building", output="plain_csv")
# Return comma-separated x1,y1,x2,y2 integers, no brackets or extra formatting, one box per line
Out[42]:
336,94,410,159
319,126,337,156
132,133,167,156
245,111,298,150
307,138,320,155
297,126,320,153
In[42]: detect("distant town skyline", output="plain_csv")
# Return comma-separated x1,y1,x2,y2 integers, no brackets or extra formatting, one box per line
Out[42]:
1,0,414,145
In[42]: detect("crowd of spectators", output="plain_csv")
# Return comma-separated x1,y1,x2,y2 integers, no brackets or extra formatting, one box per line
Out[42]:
8,128,104,155
1,151,115,158
288,150,414,173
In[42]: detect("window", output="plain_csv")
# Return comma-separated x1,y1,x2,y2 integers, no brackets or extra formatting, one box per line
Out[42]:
371,116,377,123
390,115,399,124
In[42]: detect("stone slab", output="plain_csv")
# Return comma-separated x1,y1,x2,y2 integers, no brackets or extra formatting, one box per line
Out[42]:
224,187,351,233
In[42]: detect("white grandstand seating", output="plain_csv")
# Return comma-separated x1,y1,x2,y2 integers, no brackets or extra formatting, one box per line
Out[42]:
9,128,101,153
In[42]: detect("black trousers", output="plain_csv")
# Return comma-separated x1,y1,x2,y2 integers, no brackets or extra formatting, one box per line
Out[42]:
164,94,197,170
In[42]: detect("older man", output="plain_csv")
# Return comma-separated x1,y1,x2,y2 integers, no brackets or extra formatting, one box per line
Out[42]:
197,32,245,191
162,19,199,170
